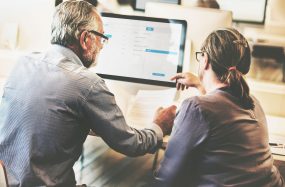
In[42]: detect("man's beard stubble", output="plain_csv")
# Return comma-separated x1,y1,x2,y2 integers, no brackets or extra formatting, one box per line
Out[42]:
82,47,100,68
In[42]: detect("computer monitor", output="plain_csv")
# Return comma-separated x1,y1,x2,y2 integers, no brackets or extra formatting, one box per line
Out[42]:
132,0,180,11
95,13,187,87
145,3,232,71
216,0,267,24
265,0,285,29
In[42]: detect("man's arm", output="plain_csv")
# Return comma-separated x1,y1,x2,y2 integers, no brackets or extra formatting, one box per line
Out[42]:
81,80,176,156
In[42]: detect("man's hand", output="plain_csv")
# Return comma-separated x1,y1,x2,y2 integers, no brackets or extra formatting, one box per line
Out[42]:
171,72,206,94
153,105,177,136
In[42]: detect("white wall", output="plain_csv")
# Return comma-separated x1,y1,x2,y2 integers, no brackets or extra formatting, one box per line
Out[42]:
0,0,54,82
0,0,54,51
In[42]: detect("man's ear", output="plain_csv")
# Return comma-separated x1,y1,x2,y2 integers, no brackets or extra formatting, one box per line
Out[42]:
79,30,88,50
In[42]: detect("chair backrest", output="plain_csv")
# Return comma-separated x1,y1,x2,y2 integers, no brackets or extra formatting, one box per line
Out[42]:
0,160,8,187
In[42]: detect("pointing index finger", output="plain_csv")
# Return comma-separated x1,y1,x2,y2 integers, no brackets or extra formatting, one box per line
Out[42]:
170,73,183,81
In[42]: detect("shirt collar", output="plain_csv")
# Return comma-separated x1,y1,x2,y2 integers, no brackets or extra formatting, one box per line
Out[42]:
46,44,84,66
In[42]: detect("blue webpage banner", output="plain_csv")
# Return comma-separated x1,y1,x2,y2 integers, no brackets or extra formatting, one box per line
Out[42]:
145,49,177,55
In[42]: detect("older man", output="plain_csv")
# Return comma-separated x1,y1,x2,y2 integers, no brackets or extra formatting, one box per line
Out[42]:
0,1,176,186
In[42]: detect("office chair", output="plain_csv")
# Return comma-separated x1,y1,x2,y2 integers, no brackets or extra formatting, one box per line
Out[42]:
0,160,8,187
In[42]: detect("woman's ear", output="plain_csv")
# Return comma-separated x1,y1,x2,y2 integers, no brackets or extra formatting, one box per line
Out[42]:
204,53,210,70
79,30,88,50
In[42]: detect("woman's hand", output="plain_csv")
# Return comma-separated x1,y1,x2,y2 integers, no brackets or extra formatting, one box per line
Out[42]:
171,72,206,94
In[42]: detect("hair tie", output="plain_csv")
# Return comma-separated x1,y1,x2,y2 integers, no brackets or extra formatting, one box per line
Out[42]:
228,66,236,71
233,40,248,48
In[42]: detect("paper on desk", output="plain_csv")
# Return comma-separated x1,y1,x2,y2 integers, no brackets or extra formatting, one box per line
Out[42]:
270,146,285,156
106,81,134,116
126,88,177,129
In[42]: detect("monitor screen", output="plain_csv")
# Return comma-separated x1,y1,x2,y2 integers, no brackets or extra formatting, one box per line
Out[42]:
132,0,180,11
95,13,187,87
145,3,232,71
217,0,267,24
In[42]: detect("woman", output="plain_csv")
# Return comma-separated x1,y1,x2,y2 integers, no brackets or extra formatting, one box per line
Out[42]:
194,0,220,9
154,28,284,186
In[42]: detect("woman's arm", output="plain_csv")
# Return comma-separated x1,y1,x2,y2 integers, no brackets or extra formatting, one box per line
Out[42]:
153,98,209,186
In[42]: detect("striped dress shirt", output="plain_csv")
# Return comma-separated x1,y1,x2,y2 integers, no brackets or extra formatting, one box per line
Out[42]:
0,45,163,187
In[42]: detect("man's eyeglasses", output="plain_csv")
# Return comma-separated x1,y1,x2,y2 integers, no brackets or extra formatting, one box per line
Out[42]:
88,30,109,45
195,51,205,62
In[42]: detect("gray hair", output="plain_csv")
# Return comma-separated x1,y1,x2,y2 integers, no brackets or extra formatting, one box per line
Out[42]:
51,0,100,46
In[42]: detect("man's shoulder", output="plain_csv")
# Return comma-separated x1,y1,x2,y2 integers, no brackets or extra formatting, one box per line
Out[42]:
16,51,44,64
78,68,103,84
20,51,103,84
57,63,104,90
